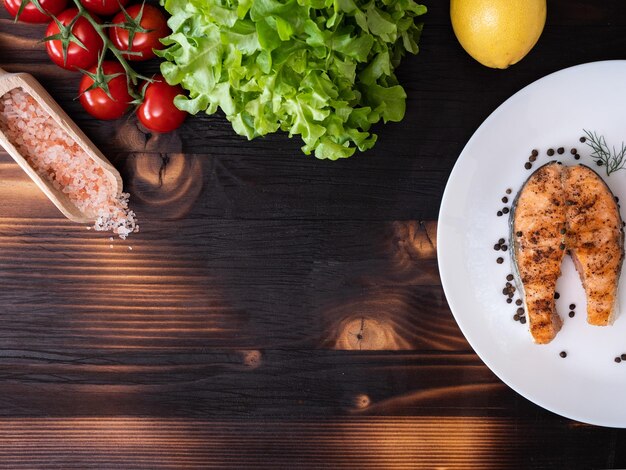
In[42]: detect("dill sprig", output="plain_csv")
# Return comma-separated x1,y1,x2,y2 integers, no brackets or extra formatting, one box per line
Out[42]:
583,129,626,176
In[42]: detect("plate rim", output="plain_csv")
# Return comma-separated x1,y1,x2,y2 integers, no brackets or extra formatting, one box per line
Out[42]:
436,59,626,428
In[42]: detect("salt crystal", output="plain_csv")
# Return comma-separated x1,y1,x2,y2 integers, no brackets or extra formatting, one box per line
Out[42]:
0,88,138,238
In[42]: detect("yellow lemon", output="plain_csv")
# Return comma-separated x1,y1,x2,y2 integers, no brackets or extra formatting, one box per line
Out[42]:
450,0,546,69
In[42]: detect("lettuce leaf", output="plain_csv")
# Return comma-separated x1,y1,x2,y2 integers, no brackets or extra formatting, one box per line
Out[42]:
158,0,425,160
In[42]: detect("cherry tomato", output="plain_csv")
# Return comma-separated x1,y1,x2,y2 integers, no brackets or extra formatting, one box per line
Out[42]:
79,61,132,120
79,0,128,17
3,0,67,23
137,76,186,133
45,8,103,71
108,4,169,61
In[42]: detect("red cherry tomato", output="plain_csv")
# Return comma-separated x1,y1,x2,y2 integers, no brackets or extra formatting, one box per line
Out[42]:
108,4,169,61
3,0,67,23
79,61,132,120
137,76,187,133
45,8,103,71
79,0,128,17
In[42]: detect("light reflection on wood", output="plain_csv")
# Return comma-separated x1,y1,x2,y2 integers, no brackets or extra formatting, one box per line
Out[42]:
0,417,523,468
392,221,437,257
322,221,467,350
240,350,262,369
0,32,37,48
323,294,466,350
333,316,411,350
0,157,59,218
0,216,241,349
351,383,507,414
353,393,371,409
125,153,203,220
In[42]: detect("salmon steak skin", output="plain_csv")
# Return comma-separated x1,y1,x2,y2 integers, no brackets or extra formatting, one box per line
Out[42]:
510,162,624,344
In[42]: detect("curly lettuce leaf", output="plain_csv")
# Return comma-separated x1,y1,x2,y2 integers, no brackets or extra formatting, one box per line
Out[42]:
158,0,425,160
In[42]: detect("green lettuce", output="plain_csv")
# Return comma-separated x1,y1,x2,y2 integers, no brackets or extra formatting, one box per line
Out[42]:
158,0,425,160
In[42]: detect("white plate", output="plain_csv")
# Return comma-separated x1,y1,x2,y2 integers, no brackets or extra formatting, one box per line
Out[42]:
438,60,626,427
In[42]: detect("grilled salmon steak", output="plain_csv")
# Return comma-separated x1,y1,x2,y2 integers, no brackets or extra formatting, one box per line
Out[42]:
563,165,624,326
511,162,624,343
511,162,566,344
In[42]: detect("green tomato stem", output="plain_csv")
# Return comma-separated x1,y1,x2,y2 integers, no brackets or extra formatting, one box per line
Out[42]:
71,0,151,101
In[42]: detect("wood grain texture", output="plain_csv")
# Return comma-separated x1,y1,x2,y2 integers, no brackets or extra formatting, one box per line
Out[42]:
2,1,626,468
0,351,513,417
0,210,451,350
0,417,619,469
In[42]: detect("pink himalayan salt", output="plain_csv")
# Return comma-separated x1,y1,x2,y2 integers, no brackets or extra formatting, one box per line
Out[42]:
0,88,137,238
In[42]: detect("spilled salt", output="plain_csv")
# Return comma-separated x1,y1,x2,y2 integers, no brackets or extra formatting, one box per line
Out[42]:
0,88,138,239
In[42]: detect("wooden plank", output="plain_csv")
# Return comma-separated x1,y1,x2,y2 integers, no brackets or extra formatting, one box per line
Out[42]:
0,217,457,350
0,416,618,469
0,351,578,418
1,147,448,224
0,149,449,221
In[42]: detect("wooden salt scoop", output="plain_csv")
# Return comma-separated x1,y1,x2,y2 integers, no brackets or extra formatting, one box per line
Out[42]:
0,67,123,223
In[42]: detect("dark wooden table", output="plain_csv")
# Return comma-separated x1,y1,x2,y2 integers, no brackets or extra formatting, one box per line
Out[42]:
2,1,626,468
